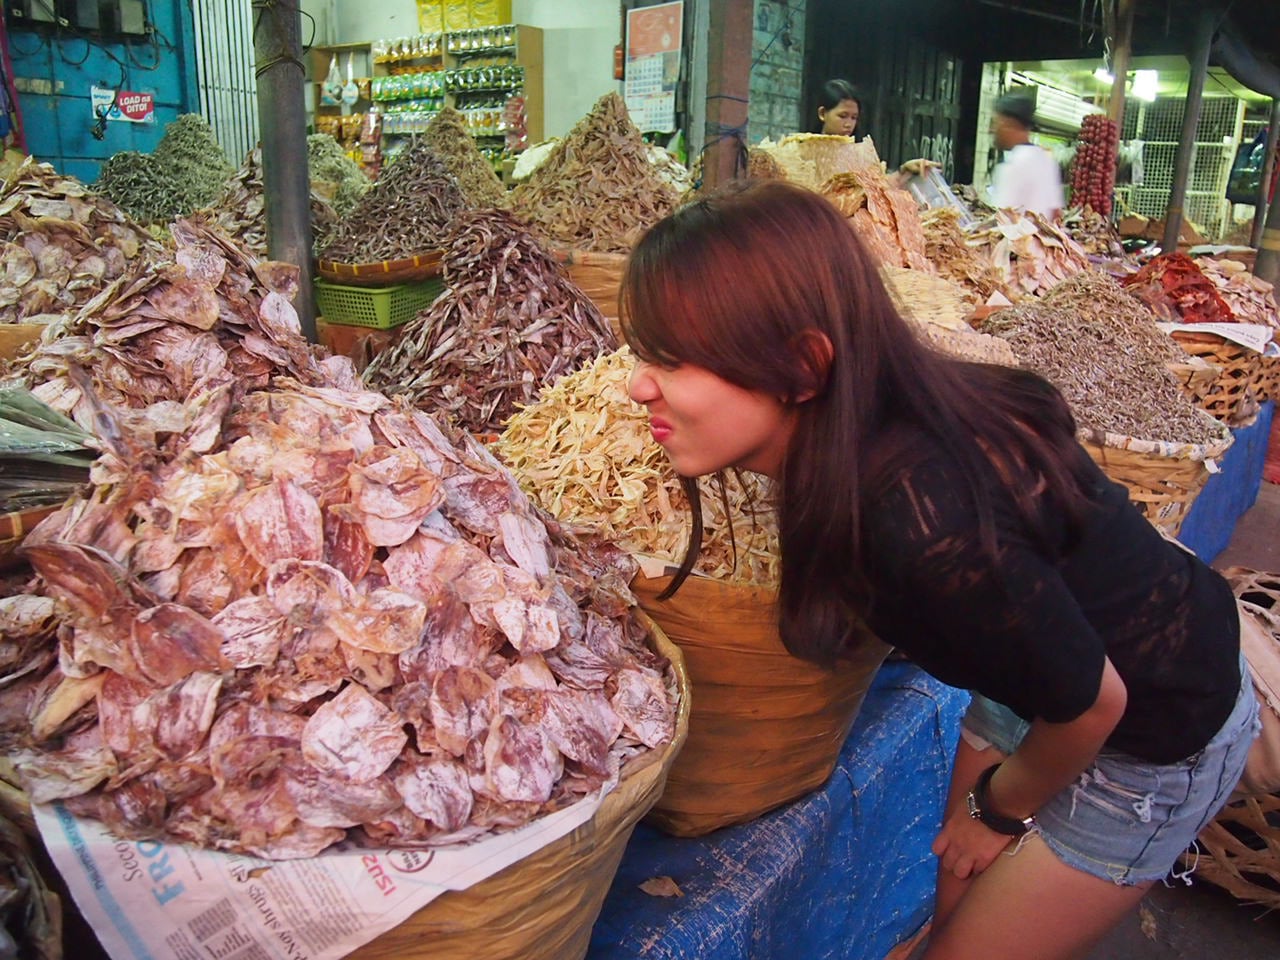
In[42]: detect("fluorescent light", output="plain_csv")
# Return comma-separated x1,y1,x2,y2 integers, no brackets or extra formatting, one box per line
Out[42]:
1133,69,1158,101
1093,67,1114,83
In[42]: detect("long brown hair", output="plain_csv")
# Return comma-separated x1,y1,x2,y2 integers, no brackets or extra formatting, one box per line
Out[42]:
621,180,1096,665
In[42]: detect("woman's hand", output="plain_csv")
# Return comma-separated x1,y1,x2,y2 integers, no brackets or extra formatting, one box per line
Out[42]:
932,804,1016,879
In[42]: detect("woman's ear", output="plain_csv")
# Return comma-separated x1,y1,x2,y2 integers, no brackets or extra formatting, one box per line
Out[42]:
791,329,833,403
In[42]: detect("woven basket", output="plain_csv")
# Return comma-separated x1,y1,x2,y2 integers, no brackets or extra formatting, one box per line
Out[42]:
1078,425,1233,538
315,249,445,286
349,615,690,960
1185,794,1280,911
553,249,627,341
1169,330,1266,427
1258,354,1280,403
0,504,62,572
631,573,891,837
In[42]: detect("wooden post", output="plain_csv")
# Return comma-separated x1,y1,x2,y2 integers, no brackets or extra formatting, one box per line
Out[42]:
1249,99,1280,251
253,0,316,341
703,0,753,190
1162,10,1217,253
1106,0,1135,129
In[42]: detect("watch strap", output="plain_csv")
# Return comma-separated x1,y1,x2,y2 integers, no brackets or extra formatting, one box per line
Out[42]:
967,762,1037,836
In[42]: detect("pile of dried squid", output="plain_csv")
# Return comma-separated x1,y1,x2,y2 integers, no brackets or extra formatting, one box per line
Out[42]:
0,226,676,860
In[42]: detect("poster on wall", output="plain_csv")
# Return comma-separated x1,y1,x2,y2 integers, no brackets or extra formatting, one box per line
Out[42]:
90,87,155,124
624,0,682,133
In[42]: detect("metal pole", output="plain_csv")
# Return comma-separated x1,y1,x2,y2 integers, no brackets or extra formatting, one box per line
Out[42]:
253,0,315,341
1162,10,1217,252
1249,99,1280,250
703,0,752,190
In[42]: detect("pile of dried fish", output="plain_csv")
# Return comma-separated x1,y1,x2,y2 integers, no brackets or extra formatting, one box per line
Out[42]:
306,133,371,218
94,114,233,224
197,147,341,258
1062,206,1129,261
508,92,679,254
0,295,675,860
881,266,974,330
496,348,779,586
921,207,1013,302
967,210,1093,297
0,799,59,960
364,209,616,435
820,169,934,272
319,138,468,263
17,219,322,426
423,107,508,208
1121,252,1235,325
980,272,1221,444
0,158,161,324
1199,259,1280,330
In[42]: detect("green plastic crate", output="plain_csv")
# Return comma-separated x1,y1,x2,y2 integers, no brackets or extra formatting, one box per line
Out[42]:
313,277,443,330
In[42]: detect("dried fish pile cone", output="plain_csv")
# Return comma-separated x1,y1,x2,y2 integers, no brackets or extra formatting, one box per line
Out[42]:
197,147,340,258
94,114,233,224
423,107,508,208
17,218,323,431
0,158,162,324
306,133,372,218
921,207,1015,303
319,137,468,263
508,92,679,254
979,271,1224,445
496,347,779,586
966,210,1093,298
0,348,675,860
364,209,616,435
820,169,934,273
1199,258,1280,330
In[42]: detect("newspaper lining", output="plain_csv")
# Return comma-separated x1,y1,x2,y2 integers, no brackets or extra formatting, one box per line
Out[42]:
34,789,606,960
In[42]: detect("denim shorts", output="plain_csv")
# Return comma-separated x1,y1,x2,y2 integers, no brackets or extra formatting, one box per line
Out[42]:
959,655,1260,885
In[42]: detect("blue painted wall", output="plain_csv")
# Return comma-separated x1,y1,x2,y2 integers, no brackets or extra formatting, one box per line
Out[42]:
7,3,199,183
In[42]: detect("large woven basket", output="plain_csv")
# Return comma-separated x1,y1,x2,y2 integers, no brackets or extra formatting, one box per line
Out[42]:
631,573,890,837
1078,425,1233,538
1258,354,1280,403
1178,568,1280,909
553,248,627,341
349,615,690,960
1187,794,1280,911
1169,330,1266,427
315,249,445,286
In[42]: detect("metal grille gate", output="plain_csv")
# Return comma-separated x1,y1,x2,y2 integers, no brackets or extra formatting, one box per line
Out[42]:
190,0,259,166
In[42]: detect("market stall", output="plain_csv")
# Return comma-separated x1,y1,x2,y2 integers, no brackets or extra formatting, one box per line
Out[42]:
2,16,1280,951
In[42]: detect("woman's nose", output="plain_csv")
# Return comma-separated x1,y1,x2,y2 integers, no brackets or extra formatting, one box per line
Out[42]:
629,362,659,403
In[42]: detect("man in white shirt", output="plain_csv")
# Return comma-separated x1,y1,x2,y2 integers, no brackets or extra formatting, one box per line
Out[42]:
990,91,1064,219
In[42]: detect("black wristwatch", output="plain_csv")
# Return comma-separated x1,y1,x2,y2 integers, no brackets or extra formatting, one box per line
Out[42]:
966,763,1038,837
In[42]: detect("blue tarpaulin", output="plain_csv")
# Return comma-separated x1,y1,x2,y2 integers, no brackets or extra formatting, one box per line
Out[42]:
1178,401,1274,562
589,662,968,960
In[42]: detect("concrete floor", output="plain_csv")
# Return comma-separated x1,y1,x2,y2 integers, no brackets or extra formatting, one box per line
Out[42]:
1084,480,1280,960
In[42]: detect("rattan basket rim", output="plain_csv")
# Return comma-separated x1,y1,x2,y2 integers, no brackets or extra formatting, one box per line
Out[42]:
1077,423,1234,462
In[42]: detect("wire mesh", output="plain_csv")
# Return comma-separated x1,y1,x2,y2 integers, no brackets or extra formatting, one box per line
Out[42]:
1123,95,1242,240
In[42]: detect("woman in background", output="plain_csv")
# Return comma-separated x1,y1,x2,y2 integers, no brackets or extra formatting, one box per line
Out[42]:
814,78,864,139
